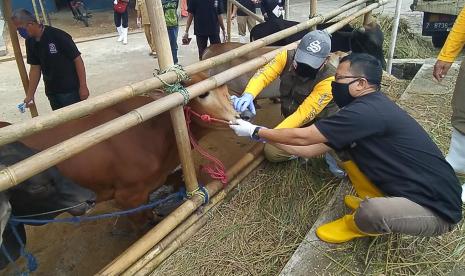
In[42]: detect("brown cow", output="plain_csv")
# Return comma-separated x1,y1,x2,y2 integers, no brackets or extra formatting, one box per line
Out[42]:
0,73,239,226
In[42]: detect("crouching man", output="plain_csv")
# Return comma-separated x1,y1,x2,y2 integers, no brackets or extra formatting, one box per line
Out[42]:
230,53,463,243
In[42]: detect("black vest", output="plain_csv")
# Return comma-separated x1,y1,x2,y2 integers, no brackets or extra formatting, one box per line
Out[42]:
279,49,337,118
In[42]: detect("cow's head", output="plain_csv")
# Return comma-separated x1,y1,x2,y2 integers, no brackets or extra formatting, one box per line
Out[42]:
0,142,96,220
183,73,249,128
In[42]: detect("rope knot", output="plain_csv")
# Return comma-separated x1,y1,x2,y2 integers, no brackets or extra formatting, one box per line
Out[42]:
153,64,191,105
200,114,212,122
185,186,209,205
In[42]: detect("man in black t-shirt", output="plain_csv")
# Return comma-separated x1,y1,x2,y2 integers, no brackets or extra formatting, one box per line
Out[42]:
12,9,89,111
230,53,463,244
184,0,226,60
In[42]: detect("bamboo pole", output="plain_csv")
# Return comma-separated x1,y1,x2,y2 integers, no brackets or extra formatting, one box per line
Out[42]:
3,0,39,117
386,0,403,74
226,0,232,42
0,0,372,146
31,0,41,23
310,0,317,30
98,144,264,276
285,0,290,19
37,0,50,25
145,0,199,193
97,3,388,274
130,154,265,275
229,0,264,23
363,0,374,25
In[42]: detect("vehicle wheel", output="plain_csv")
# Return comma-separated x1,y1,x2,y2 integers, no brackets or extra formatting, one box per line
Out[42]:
432,32,449,48
77,6,90,27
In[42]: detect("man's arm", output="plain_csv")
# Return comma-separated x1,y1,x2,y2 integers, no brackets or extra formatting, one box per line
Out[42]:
434,6,465,81
258,124,328,146
74,56,89,100
184,13,194,35
244,50,288,97
25,65,41,106
276,76,334,129
272,142,331,158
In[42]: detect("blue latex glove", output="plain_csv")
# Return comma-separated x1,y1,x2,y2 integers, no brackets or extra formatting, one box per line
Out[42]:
232,92,256,115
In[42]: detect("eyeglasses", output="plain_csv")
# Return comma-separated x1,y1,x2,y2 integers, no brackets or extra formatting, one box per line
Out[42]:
334,75,365,81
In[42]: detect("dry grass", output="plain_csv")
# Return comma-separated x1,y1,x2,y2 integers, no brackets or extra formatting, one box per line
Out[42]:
377,16,437,59
155,159,339,276
382,72,410,102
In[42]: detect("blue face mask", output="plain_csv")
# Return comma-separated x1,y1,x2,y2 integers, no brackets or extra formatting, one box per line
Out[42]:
17,27,29,39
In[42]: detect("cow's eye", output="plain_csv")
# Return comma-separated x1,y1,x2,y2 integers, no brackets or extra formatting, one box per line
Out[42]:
199,92,210,99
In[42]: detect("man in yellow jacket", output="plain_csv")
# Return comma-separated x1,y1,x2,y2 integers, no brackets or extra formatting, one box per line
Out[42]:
433,7,465,189
232,30,342,174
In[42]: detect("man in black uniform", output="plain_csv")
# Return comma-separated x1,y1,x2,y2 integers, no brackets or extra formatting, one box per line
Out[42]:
230,53,463,243
184,0,226,59
12,9,89,110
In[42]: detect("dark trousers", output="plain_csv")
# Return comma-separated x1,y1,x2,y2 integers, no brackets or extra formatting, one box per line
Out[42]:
167,26,179,64
47,91,81,110
196,34,221,60
114,10,129,28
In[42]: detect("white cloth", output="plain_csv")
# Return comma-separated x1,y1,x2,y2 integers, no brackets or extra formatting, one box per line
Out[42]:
446,128,465,174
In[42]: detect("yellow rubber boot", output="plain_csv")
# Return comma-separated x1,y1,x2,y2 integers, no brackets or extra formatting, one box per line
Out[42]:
341,160,383,198
344,195,362,210
316,214,376,244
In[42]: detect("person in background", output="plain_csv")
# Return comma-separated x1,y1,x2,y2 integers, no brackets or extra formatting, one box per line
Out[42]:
136,0,157,57
12,9,89,111
433,6,465,199
114,0,130,45
184,0,226,60
231,0,257,43
162,0,180,64
257,0,285,21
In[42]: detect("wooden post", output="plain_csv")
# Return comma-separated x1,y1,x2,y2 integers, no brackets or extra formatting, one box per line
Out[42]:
3,0,39,117
31,0,41,23
145,0,199,193
285,0,290,19
226,0,232,42
310,0,317,30
363,0,374,24
37,0,50,25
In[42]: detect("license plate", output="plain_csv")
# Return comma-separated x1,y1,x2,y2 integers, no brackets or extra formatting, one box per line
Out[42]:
423,13,456,34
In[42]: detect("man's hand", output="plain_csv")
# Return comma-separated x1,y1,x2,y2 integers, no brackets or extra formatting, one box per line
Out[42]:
433,60,453,82
229,119,259,137
232,92,256,115
23,95,35,107
79,86,90,100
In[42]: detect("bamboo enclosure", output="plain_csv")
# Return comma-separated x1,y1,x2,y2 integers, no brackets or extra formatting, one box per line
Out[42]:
0,0,372,146
0,0,389,274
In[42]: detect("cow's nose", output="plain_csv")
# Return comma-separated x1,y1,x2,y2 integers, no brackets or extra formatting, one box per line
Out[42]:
68,200,96,216
240,110,255,121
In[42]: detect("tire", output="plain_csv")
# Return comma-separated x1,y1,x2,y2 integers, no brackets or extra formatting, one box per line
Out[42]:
77,6,90,27
432,32,449,48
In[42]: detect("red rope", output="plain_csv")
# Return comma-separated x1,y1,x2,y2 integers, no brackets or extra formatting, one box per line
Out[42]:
184,107,228,185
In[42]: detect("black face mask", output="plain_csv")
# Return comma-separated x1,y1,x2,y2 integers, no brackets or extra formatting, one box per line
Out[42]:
331,79,358,108
294,62,320,79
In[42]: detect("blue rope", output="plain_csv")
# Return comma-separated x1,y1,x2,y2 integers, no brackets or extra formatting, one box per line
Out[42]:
10,191,184,225
1,243,24,276
10,224,37,274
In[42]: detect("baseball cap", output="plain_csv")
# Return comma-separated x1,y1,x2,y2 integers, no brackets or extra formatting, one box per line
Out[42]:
294,30,331,68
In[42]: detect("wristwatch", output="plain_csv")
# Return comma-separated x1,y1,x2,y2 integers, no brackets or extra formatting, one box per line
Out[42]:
251,126,262,141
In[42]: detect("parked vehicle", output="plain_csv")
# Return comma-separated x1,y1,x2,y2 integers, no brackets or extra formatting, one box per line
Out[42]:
68,0,91,27
411,0,465,47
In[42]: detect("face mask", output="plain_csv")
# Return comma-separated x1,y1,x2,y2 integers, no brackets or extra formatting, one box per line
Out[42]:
331,79,358,108
294,62,320,79
17,27,29,39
